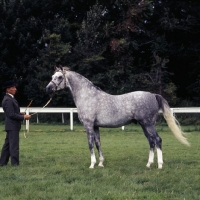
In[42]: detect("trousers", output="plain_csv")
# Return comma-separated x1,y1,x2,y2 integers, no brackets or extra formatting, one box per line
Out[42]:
0,130,19,166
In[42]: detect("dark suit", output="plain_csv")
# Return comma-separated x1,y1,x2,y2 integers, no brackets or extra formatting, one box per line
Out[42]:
0,94,24,166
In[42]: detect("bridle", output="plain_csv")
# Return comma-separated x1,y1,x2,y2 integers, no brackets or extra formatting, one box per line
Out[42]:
50,69,66,92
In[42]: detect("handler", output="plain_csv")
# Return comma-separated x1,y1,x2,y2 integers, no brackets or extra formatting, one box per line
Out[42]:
0,80,31,166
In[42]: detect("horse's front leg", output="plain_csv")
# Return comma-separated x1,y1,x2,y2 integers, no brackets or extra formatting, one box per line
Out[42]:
89,148,96,169
94,127,104,167
85,125,96,168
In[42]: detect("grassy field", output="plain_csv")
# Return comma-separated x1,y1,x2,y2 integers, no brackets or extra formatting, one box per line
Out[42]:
0,123,199,200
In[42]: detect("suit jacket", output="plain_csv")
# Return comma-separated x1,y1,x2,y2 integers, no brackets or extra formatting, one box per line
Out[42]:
2,94,24,131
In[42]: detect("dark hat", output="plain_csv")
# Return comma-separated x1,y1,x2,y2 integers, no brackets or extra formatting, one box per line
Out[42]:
3,80,17,90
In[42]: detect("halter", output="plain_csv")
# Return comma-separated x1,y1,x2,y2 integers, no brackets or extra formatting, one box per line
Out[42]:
50,69,66,92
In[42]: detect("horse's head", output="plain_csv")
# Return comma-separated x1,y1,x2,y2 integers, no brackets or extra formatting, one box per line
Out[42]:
46,66,66,94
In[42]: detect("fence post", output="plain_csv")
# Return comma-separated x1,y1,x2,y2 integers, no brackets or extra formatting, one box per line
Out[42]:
25,108,29,131
62,113,64,123
70,109,73,130
37,114,39,123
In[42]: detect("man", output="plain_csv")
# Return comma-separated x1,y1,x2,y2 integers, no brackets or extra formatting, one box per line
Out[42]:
0,80,31,166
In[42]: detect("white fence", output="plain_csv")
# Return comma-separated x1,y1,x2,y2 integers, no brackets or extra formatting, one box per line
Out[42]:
0,107,78,131
0,107,200,131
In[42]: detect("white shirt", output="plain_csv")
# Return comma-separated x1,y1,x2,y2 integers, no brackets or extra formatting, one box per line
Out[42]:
6,93,14,98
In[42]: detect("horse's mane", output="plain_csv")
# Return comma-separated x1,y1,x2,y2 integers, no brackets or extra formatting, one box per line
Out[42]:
55,65,102,91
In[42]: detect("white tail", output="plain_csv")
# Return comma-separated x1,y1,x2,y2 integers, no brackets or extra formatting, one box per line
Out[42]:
163,104,190,146
156,95,190,146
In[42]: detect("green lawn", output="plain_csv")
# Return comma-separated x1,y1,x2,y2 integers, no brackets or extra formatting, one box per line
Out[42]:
0,123,199,200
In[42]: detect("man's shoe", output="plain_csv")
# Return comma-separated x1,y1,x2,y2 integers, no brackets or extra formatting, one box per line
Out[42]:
12,163,19,167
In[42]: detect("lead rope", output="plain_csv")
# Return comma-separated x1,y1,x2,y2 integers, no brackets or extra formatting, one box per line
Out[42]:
23,100,33,138
30,97,53,116
23,96,53,138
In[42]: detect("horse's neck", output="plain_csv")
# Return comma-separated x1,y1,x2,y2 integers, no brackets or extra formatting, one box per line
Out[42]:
67,71,92,90
66,71,97,103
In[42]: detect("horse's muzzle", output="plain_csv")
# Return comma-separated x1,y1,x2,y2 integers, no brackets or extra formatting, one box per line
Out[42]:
46,85,54,94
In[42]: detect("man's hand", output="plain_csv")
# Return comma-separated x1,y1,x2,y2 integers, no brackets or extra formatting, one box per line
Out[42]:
24,115,31,120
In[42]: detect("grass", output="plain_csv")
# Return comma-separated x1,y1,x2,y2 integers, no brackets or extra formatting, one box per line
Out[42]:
0,123,200,200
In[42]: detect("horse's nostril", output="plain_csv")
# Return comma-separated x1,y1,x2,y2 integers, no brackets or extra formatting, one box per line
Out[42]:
46,87,51,93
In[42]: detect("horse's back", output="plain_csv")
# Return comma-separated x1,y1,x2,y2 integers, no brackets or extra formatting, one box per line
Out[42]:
116,91,159,119
94,91,160,127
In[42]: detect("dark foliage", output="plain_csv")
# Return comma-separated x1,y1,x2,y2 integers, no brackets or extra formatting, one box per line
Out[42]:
0,0,200,107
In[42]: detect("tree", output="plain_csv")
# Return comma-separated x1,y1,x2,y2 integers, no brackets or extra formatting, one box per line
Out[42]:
1,0,200,107
152,0,200,103
0,0,73,105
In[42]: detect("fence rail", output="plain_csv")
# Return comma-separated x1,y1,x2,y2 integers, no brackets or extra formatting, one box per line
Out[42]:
1,107,200,130
0,107,78,131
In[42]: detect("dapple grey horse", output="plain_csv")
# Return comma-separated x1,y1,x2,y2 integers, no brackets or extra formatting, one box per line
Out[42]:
46,66,189,169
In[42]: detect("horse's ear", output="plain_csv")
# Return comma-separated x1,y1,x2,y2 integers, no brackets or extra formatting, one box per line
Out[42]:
59,65,63,71
54,66,61,72
54,65,58,70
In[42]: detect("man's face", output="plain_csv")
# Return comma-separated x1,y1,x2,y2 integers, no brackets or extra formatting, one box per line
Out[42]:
6,86,17,96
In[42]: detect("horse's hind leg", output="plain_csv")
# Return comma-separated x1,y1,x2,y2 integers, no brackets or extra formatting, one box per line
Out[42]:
94,127,104,167
140,123,163,169
155,133,163,169
147,147,155,168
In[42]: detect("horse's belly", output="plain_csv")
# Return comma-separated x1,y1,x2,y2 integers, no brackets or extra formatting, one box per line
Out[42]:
94,112,133,127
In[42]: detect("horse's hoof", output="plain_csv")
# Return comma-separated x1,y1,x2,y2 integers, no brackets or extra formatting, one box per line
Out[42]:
98,163,104,167
158,164,163,169
146,163,150,168
89,165,94,169
146,162,153,168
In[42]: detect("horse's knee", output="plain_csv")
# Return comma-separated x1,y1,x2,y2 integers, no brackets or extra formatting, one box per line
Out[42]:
88,142,94,150
87,133,95,149
88,138,94,150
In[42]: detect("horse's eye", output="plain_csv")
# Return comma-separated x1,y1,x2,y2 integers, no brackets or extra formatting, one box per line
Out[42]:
58,76,62,79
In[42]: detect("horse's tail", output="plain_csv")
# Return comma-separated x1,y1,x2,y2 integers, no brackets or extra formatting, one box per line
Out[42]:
155,94,190,146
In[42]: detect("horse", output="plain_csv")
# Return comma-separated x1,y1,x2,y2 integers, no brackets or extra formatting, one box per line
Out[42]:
46,66,190,169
